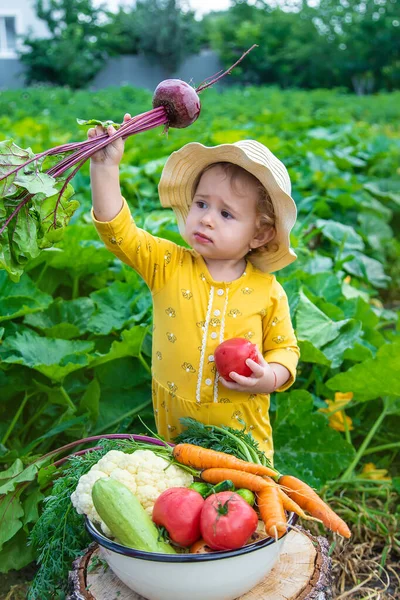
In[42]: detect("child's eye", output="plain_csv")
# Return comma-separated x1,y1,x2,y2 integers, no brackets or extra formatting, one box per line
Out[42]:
221,210,233,219
196,201,207,209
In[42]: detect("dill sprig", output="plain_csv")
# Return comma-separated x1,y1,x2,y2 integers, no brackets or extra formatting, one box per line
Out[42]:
27,437,172,599
174,418,273,468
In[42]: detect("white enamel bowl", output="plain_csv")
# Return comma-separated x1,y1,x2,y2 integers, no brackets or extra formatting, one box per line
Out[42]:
86,511,297,600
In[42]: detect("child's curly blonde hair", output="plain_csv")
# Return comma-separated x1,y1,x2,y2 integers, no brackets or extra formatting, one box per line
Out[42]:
193,162,278,256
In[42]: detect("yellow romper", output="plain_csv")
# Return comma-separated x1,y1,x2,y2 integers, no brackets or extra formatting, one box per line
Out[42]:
93,200,300,460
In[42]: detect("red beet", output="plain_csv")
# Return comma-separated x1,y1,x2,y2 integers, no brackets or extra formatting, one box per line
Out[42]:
152,79,201,128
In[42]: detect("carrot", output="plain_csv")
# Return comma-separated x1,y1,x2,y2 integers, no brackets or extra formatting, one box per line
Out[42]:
277,487,321,523
279,475,351,538
201,468,273,492
257,486,287,539
173,444,278,479
261,477,322,523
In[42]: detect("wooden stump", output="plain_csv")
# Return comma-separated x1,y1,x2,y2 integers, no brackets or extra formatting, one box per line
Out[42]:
67,529,332,600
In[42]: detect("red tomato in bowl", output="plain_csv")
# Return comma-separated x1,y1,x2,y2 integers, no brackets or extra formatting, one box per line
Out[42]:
152,488,204,546
200,491,258,551
214,338,259,381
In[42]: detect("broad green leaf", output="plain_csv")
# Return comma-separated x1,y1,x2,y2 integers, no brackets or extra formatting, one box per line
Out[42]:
0,139,35,198
24,297,95,339
341,281,370,302
94,383,151,434
79,377,101,424
316,219,364,251
0,330,94,381
95,356,150,390
280,278,301,320
0,459,23,480
273,390,354,487
37,464,57,488
300,254,333,274
34,181,79,247
0,494,23,551
14,171,57,196
364,181,400,207
23,488,44,525
341,297,380,330
298,340,331,366
0,462,39,495
87,281,142,335
304,272,342,304
45,224,112,277
342,252,390,289
0,529,35,573
332,148,367,168
358,213,393,251
90,325,148,367
343,343,374,363
0,201,42,282
322,320,362,369
326,341,400,400
0,271,52,322
315,300,345,321
295,290,349,349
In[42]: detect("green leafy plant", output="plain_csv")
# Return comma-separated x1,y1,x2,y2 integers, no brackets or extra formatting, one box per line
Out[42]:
0,84,398,594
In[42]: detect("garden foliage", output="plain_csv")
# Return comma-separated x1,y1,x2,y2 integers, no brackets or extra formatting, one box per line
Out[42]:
0,84,399,574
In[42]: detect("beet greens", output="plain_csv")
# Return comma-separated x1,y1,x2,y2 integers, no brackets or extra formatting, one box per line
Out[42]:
0,46,256,281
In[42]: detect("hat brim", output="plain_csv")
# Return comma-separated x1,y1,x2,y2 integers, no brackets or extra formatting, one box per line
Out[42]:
158,142,297,273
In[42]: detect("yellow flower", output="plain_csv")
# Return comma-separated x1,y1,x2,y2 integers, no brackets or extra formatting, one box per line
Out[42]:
333,392,354,406
359,463,391,481
370,298,383,309
319,392,354,432
344,275,352,284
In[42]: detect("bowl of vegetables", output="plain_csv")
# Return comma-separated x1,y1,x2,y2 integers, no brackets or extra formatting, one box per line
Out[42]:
74,431,299,600
86,508,297,600
70,421,349,600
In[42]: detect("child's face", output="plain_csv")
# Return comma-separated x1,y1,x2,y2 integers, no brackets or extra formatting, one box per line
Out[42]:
185,165,270,263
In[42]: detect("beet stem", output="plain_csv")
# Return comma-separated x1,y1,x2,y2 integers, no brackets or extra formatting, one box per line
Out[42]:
49,108,167,177
0,194,31,236
195,44,258,93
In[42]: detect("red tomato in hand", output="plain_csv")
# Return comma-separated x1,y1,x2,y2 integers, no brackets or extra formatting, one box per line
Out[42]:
200,491,258,551
214,338,259,381
152,487,204,546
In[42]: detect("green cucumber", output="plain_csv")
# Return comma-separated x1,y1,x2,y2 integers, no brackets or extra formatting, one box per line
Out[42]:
92,478,176,553
235,488,255,506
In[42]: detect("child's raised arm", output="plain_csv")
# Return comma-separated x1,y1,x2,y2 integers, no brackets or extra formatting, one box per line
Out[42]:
89,113,131,222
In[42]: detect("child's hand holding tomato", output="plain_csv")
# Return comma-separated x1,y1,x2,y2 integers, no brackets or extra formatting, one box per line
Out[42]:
214,338,289,394
219,348,277,393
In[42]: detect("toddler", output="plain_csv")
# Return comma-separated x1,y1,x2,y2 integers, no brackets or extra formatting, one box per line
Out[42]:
89,115,300,459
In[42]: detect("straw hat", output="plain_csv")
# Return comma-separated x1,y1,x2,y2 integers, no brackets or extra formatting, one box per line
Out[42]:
158,140,297,273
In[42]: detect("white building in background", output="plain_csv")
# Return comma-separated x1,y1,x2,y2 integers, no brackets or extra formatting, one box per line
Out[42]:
0,0,48,57
0,0,49,87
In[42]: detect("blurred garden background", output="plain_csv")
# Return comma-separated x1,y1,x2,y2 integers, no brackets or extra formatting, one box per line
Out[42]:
0,0,399,598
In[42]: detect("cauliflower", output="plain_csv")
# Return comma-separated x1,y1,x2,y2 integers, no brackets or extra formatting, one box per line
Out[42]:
71,449,193,534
